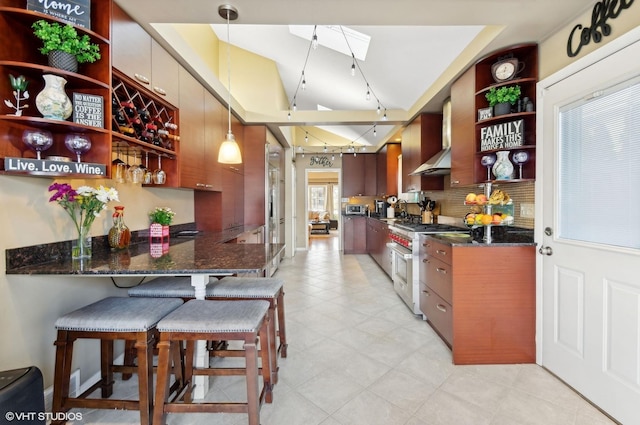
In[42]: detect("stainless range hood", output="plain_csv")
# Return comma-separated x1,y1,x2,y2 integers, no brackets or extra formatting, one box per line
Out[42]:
409,98,452,176
409,147,451,175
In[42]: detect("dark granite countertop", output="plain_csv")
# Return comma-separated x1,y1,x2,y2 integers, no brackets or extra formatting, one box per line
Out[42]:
5,224,283,276
424,226,536,247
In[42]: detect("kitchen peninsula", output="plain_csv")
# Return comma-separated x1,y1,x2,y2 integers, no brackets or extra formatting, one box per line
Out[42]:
6,226,284,280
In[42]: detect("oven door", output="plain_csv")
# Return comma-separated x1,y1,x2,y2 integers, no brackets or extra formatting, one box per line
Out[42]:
386,242,414,309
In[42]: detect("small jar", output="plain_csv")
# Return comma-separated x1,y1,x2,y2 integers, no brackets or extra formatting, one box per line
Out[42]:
108,206,131,250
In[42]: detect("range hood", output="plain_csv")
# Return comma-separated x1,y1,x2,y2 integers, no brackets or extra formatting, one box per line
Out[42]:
409,147,451,175
409,98,452,176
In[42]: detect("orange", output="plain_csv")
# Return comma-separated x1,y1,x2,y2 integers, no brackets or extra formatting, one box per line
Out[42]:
481,214,493,225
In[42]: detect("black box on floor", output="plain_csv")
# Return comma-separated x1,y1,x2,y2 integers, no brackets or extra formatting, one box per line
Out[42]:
0,367,45,425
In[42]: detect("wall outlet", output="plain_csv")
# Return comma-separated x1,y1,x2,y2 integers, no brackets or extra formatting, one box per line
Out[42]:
520,203,535,219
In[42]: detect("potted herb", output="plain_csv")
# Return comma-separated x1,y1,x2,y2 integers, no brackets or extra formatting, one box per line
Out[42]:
149,207,175,240
485,85,521,116
31,20,101,73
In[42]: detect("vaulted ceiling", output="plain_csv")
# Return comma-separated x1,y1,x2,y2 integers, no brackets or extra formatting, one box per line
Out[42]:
115,0,592,151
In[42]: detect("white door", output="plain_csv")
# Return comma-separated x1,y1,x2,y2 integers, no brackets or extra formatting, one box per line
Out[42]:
537,35,640,425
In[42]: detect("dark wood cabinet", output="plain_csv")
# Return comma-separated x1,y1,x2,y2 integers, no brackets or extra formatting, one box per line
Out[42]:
450,66,476,187
0,0,112,177
472,44,538,184
342,153,376,197
401,114,445,193
366,217,392,277
343,216,367,254
112,4,179,106
178,66,207,189
376,143,401,197
243,125,267,226
418,235,536,364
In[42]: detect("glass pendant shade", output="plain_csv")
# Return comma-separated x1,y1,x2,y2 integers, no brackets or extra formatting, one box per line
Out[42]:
218,131,242,164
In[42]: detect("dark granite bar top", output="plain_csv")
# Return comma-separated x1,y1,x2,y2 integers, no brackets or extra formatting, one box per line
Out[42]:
5,223,283,276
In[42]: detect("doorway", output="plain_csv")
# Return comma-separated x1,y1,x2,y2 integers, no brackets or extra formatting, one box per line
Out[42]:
537,31,640,425
305,169,340,251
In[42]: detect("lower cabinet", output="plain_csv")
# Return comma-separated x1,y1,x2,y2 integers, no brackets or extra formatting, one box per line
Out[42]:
419,235,536,364
343,216,367,254
367,218,392,277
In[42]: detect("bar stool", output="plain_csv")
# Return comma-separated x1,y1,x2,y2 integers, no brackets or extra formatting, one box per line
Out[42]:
128,275,288,359
153,299,272,425
51,296,184,425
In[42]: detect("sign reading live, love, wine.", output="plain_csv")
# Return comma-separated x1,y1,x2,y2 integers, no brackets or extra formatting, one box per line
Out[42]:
480,119,524,151
4,157,106,176
27,0,91,29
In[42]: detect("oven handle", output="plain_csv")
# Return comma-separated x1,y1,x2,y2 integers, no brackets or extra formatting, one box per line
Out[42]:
386,242,413,259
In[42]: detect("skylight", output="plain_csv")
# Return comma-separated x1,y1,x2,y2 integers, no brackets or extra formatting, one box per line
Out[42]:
289,25,371,61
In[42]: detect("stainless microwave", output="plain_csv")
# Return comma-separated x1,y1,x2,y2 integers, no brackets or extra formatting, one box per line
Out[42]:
345,204,367,215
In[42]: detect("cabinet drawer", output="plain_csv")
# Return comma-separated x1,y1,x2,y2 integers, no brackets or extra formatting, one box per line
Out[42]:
425,256,452,303
423,238,452,264
423,286,453,346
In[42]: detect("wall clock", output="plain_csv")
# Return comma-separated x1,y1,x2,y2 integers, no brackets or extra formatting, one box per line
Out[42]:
491,57,524,83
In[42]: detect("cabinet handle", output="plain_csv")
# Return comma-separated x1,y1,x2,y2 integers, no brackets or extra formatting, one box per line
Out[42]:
422,258,429,263
451,180,460,185
436,267,447,274
153,86,167,96
205,184,213,188
422,290,430,296
134,73,150,85
436,249,447,256
436,304,447,313
196,183,205,187
422,243,430,247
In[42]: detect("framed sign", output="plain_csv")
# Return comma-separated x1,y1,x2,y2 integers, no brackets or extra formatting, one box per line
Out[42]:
27,0,91,29
72,93,103,128
480,119,524,151
478,107,493,121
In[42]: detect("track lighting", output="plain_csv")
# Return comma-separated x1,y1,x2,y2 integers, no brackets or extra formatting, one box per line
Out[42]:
301,71,306,90
366,84,371,101
305,132,309,143
351,60,356,76
323,144,327,153
312,26,318,49
376,103,381,115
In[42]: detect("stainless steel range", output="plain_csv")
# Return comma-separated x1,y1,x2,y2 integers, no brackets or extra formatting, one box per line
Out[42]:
387,222,469,317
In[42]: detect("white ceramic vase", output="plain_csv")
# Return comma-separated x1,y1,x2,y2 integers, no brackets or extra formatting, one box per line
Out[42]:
35,74,73,120
492,150,514,180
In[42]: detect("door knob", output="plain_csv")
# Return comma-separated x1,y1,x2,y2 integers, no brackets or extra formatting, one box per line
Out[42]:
538,246,553,255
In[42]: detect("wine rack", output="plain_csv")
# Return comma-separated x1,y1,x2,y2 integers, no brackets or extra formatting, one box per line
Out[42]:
111,69,179,186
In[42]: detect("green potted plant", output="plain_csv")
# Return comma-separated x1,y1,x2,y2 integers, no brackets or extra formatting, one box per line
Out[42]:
149,207,175,240
485,85,521,116
31,20,101,73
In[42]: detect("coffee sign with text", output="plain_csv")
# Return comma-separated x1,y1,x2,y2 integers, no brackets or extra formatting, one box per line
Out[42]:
480,119,524,151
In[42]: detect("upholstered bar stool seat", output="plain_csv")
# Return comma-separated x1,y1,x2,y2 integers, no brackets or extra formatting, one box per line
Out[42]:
129,275,288,359
51,297,184,425
153,299,272,425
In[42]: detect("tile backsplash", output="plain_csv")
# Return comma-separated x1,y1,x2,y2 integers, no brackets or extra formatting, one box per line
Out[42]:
409,177,535,229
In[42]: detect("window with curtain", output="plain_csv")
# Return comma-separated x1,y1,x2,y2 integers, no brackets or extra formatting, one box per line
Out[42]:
308,185,327,211
558,77,640,249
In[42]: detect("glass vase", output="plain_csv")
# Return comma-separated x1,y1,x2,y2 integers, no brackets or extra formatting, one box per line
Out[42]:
492,150,515,180
72,225,92,259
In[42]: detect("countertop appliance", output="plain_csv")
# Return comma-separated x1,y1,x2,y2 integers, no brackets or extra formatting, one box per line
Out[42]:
345,204,367,215
374,200,387,215
387,221,468,316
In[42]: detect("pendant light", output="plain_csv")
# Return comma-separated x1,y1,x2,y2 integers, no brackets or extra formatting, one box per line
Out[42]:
217,4,242,164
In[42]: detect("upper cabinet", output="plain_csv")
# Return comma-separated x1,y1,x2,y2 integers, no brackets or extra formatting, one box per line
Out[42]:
0,0,112,177
451,43,538,186
342,153,377,197
376,143,401,197
475,44,537,184
401,114,445,193
112,3,179,106
450,67,476,187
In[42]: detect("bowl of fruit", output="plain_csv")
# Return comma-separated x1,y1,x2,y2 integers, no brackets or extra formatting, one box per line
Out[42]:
464,212,514,227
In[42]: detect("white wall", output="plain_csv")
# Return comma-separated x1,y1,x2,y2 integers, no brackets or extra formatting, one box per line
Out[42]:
0,175,193,387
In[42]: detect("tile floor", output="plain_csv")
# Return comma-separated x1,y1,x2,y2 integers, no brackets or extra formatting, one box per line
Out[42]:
71,246,618,425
